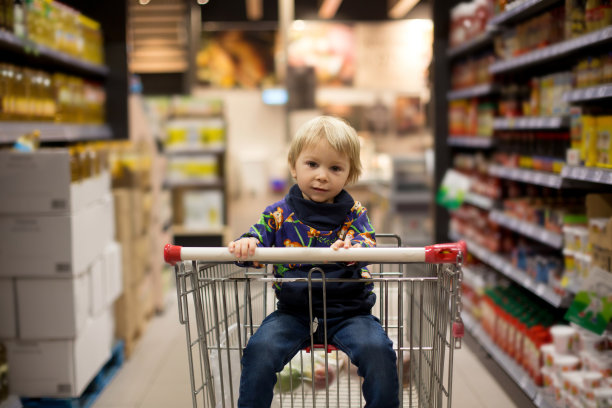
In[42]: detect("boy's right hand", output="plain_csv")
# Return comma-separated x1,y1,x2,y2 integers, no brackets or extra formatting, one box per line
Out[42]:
228,237,262,267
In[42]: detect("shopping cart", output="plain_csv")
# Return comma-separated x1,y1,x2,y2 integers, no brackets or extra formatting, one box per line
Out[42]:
164,235,466,408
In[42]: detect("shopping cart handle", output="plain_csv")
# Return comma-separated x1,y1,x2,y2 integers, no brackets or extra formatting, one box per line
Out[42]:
164,241,467,265
424,241,466,264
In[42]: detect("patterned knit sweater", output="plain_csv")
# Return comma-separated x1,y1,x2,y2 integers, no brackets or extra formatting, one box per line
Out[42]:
238,184,377,318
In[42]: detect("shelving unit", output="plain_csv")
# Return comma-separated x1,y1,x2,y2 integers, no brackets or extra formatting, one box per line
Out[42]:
434,0,612,405
150,98,228,247
0,1,128,144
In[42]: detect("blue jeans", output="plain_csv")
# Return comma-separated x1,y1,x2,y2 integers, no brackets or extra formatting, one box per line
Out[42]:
237,311,399,408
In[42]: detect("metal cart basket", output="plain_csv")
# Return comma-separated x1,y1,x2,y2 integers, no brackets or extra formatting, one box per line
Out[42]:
164,237,466,408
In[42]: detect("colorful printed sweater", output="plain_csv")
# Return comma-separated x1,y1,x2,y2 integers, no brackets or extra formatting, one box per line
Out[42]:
237,184,376,318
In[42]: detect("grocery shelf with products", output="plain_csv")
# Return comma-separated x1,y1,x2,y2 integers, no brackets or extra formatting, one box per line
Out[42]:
144,96,228,247
0,0,128,144
434,0,612,406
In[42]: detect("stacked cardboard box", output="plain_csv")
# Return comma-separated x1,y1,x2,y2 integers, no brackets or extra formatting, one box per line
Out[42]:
110,137,169,358
0,149,122,398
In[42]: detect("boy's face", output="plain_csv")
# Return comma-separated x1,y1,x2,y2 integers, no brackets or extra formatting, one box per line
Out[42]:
290,138,350,203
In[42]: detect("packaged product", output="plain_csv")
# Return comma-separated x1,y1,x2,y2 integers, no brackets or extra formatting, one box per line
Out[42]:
597,115,612,168
582,115,598,166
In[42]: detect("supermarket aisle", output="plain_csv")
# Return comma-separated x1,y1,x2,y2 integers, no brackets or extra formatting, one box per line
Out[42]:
93,292,522,408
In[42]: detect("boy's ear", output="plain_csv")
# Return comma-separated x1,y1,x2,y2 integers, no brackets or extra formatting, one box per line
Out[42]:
290,166,297,179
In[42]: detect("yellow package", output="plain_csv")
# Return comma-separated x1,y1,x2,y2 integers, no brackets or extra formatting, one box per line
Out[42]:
596,115,612,168
582,115,598,166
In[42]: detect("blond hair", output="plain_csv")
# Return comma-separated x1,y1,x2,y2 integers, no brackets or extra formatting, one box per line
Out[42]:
288,116,362,185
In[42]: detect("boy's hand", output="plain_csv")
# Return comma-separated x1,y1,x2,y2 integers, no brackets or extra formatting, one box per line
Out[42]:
228,237,262,267
331,236,361,250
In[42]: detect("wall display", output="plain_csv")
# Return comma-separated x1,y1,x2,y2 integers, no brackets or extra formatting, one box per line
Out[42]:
196,30,276,89
395,95,425,135
288,22,355,86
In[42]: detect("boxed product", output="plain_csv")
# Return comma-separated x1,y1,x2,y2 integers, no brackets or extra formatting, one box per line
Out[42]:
0,279,16,339
103,241,123,307
0,194,114,278
0,149,110,215
16,272,90,340
5,309,114,398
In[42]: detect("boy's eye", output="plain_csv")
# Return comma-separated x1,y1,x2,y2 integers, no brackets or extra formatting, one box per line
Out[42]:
306,161,318,168
331,166,342,172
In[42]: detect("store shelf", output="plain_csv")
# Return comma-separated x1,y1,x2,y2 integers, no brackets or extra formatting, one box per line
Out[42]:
563,83,612,103
488,0,562,27
489,165,563,188
464,192,496,210
489,210,563,249
0,122,112,143
164,146,226,155
461,236,567,307
493,116,569,130
462,312,558,407
447,30,495,59
448,136,495,148
172,225,226,236
447,83,499,100
0,30,109,77
490,26,612,74
163,179,224,189
560,165,612,186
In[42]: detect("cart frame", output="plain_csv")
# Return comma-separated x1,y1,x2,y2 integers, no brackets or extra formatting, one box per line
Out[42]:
165,236,465,408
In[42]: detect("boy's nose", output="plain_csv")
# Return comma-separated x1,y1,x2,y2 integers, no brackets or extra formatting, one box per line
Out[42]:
315,169,328,181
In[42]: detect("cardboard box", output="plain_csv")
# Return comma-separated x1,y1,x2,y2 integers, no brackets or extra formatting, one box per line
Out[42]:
0,149,110,215
0,279,16,339
113,188,144,241
103,241,123,307
16,273,90,340
5,308,114,398
0,195,114,278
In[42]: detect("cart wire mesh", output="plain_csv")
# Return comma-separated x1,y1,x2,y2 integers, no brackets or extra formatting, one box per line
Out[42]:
169,237,464,408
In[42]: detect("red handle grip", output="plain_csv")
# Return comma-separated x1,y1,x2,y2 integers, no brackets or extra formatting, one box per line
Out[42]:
424,241,466,264
164,244,183,266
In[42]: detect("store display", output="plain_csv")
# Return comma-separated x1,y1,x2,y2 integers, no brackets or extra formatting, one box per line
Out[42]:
442,1,612,406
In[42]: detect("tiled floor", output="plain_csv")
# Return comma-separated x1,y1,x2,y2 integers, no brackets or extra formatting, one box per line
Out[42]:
93,293,526,408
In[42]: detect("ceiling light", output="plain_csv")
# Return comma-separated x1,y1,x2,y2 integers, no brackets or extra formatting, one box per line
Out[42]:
197,0,209,4
388,0,419,19
139,0,151,5
318,0,342,19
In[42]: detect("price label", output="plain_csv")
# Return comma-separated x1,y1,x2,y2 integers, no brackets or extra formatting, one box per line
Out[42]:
579,168,589,180
597,86,608,98
536,284,546,296
571,167,581,178
585,88,596,99
591,169,603,182
533,172,544,184
605,172,612,185
538,229,549,243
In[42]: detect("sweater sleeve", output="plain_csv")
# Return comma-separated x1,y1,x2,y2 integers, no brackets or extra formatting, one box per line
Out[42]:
347,203,377,248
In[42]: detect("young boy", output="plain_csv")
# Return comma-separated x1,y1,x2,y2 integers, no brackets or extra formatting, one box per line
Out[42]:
228,116,399,408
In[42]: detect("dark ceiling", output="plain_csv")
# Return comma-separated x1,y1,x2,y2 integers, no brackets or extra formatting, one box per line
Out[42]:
199,0,431,23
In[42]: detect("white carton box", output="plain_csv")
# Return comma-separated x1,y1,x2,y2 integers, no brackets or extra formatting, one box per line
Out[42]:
5,308,114,398
16,272,90,340
0,195,114,278
103,241,123,306
89,256,106,317
0,149,110,215
0,278,16,338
